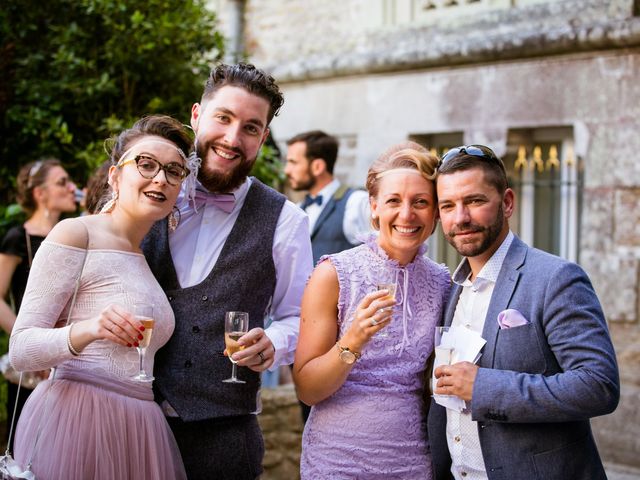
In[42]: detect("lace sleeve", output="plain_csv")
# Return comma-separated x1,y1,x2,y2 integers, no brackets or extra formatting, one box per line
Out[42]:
9,241,86,371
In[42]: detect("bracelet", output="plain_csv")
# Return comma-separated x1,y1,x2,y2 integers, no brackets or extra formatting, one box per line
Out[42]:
67,326,81,357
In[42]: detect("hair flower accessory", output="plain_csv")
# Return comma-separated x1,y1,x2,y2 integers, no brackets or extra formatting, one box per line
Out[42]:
183,140,202,208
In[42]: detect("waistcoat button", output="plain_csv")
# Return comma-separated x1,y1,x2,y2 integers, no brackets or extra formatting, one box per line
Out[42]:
192,326,200,333
202,295,208,301
184,360,192,368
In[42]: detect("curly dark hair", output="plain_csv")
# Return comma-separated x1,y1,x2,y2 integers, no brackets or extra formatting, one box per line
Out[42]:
201,63,284,124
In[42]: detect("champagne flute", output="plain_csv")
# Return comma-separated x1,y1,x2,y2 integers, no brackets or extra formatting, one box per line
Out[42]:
222,311,249,384
375,282,397,338
131,303,155,383
432,326,455,396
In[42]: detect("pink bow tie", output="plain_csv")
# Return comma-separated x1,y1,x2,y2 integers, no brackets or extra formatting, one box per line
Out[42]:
193,189,236,214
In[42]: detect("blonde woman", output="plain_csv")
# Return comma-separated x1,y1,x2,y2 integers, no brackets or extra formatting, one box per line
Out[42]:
294,142,450,479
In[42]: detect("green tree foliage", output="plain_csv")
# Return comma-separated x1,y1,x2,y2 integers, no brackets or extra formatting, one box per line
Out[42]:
0,0,224,205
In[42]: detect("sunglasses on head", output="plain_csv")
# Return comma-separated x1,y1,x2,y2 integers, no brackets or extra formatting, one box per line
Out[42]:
438,145,504,172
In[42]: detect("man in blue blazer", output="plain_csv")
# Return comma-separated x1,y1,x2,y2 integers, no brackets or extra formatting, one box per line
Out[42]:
428,145,619,480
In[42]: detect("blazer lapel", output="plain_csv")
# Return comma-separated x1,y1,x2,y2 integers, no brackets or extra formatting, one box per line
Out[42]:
479,236,527,368
444,283,463,327
311,197,337,239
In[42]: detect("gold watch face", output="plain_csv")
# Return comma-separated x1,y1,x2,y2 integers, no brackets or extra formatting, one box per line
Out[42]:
339,349,356,364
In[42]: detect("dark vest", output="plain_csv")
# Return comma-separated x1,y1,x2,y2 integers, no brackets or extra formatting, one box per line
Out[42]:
310,185,357,264
142,179,286,421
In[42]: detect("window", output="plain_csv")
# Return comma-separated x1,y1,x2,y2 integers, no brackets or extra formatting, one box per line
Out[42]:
504,127,582,262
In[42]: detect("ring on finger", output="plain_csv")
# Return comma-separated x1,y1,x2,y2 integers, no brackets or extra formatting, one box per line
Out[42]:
258,351,266,364
370,318,378,327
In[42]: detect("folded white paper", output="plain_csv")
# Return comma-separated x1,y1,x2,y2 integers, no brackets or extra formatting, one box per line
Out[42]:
432,326,487,412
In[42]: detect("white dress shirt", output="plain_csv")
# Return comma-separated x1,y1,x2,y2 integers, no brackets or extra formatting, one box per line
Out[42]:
169,177,313,368
303,179,372,244
447,231,514,480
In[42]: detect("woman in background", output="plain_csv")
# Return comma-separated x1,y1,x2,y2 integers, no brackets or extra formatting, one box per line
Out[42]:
0,158,77,449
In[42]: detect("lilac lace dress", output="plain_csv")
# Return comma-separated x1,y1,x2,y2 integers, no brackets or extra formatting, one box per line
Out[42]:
9,241,186,480
301,236,450,479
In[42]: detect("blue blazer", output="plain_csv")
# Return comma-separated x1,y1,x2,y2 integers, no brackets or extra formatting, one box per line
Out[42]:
427,235,620,480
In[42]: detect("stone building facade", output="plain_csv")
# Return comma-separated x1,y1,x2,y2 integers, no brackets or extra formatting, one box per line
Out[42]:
210,0,640,474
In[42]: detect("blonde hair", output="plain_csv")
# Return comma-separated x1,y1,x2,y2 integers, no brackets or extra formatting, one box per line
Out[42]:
366,141,439,229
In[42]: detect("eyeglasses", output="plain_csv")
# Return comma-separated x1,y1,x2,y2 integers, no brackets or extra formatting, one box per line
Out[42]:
52,177,73,188
440,145,500,166
119,154,189,186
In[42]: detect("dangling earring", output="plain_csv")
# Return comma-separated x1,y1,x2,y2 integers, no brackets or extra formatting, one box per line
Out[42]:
100,190,118,214
168,206,181,232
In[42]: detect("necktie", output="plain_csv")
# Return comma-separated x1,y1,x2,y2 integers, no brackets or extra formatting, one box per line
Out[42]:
301,194,323,211
193,189,236,213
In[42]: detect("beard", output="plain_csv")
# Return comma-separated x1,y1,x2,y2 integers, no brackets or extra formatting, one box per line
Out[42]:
288,169,315,191
197,140,256,193
445,204,505,258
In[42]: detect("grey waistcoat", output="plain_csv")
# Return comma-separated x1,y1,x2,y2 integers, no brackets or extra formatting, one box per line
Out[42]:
310,186,356,264
142,179,286,421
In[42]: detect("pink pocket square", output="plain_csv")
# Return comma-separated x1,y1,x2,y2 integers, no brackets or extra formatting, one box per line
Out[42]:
497,309,529,329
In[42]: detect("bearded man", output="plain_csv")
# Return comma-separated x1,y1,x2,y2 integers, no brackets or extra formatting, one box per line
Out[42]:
427,145,619,480
142,63,313,480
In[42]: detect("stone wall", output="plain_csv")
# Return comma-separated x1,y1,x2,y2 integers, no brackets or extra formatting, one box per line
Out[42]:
240,0,640,81
258,385,303,480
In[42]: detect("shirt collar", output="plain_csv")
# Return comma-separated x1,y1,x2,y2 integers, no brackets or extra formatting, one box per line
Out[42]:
313,179,340,207
452,230,515,286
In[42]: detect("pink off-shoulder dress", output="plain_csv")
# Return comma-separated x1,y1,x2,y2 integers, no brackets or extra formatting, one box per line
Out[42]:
9,241,186,480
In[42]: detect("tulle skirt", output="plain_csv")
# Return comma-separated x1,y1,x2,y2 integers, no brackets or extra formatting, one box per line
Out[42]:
13,369,186,480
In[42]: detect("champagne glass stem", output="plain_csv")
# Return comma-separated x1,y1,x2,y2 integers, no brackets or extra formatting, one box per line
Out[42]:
230,362,238,381
137,347,146,377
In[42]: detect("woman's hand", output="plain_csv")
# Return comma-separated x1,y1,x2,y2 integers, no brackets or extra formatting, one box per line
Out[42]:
70,304,145,352
93,304,146,347
341,289,395,352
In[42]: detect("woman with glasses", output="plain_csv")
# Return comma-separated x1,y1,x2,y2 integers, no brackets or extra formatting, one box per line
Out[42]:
293,142,451,479
0,158,78,450
9,115,193,479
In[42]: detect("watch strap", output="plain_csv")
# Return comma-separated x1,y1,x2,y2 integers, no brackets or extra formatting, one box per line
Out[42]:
335,341,361,360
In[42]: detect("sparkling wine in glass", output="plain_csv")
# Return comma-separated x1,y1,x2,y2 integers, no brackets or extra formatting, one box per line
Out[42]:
222,311,249,384
375,282,397,338
131,303,155,383
432,326,455,396
377,283,397,311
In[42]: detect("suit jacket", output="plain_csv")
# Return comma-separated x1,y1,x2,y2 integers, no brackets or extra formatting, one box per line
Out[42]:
427,235,619,480
309,185,355,264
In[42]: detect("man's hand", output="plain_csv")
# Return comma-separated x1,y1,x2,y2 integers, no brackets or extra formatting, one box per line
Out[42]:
231,327,275,372
434,361,479,402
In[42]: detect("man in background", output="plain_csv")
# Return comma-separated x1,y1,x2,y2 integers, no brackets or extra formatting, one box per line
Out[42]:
285,130,371,265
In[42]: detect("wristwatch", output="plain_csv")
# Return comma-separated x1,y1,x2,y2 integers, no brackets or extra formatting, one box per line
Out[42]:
336,341,361,365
